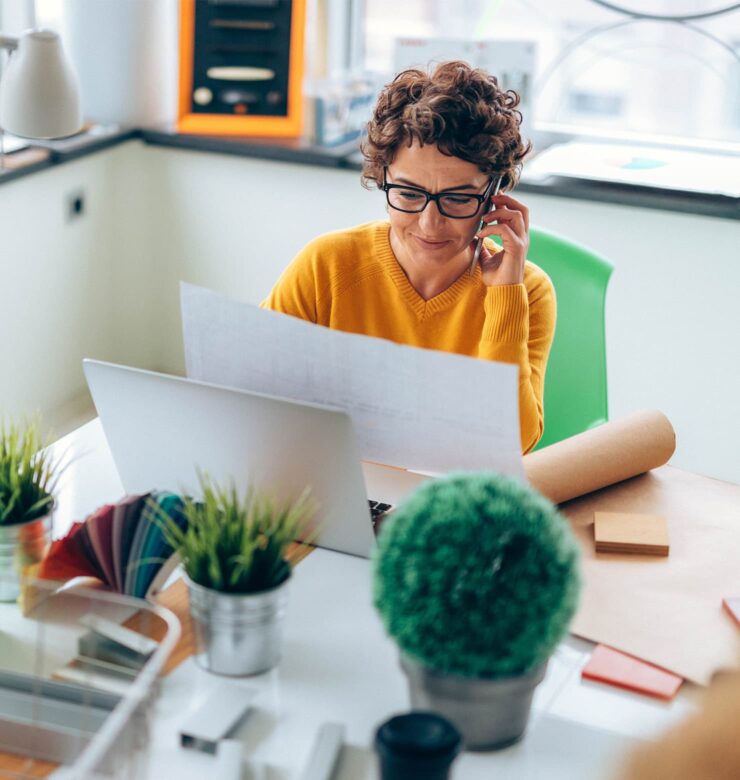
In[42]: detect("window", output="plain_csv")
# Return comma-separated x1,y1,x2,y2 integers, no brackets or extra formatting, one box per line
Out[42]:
363,0,740,149
33,0,61,29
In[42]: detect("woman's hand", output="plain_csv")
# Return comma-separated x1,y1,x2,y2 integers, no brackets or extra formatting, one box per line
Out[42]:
474,194,530,286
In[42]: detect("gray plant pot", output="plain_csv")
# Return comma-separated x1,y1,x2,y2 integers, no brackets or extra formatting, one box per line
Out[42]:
0,511,52,602
185,573,291,676
400,654,547,751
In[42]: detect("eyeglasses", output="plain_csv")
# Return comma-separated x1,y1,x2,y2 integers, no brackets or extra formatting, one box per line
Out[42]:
382,168,494,219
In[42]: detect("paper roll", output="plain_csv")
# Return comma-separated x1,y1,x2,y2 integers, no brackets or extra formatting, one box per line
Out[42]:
523,410,676,505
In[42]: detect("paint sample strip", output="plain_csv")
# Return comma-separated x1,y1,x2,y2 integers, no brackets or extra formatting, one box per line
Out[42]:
582,644,683,700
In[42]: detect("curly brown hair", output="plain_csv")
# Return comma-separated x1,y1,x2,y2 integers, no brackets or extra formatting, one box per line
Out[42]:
361,60,531,192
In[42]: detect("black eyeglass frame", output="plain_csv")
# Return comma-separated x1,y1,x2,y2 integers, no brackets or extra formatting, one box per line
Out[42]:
382,167,496,219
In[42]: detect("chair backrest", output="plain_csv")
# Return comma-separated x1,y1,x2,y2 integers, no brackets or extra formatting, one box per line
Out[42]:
527,227,613,450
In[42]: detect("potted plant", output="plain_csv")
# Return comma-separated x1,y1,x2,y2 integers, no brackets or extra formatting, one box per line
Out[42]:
159,474,316,676
0,419,62,602
373,471,582,750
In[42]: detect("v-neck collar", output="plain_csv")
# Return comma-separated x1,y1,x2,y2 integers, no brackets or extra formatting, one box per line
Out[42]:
373,222,480,320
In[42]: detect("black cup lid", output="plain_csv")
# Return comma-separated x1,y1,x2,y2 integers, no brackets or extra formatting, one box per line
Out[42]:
375,711,462,759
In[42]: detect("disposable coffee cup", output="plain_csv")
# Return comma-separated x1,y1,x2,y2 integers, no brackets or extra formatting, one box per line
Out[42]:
374,711,462,780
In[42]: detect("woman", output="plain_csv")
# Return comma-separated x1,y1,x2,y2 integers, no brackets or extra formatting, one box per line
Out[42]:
263,61,555,453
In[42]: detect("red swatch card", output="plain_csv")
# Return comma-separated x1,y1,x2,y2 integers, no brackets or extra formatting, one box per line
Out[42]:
39,523,99,581
581,644,683,700
723,597,740,627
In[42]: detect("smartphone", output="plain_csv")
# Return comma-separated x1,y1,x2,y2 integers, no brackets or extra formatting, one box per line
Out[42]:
468,176,502,276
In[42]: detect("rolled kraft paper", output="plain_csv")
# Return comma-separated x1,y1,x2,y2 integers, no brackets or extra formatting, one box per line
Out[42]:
523,410,676,505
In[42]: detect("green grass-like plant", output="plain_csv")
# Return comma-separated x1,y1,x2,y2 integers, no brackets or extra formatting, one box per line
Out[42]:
0,419,61,527
373,472,582,679
158,474,316,594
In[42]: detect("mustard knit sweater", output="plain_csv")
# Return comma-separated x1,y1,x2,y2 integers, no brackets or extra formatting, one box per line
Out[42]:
262,221,556,453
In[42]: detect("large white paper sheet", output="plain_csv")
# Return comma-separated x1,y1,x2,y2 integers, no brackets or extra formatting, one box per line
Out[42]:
181,283,524,477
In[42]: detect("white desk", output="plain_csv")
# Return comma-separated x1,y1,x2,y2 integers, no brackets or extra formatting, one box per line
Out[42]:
15,421,703,778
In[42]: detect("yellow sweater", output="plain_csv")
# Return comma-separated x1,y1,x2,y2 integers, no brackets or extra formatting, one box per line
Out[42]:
263,221,556,453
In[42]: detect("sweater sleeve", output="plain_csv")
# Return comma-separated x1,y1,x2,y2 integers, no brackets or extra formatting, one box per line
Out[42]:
477,270,556,453
261,241,321,322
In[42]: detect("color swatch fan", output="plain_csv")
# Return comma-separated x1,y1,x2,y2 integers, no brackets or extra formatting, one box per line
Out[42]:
39,492,186,599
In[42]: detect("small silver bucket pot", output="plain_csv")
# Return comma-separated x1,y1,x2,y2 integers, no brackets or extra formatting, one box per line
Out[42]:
0,512,52,602
400,654,547,751
185,573,291,676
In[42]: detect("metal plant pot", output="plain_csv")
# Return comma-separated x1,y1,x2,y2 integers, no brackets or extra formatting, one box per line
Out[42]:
0,512,52,602
400,654,547,751
185,573,291,676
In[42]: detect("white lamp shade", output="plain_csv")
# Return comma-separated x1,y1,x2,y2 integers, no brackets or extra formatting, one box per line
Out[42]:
0,29,82,139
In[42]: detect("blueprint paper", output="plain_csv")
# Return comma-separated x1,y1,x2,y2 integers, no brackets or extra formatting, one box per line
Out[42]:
181,283,524,477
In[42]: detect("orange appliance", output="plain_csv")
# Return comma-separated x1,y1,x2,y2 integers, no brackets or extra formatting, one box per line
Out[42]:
178,0,306,137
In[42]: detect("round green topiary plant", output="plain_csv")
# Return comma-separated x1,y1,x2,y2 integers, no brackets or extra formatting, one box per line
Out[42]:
372,472,582,680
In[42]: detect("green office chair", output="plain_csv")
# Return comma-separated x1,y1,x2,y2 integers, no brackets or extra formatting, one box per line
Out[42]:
527,227,613,450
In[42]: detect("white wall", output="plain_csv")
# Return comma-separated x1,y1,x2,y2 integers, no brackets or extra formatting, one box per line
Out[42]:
0,142,162,434
1,142,739,482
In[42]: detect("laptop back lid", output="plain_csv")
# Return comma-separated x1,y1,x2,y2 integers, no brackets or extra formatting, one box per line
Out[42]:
83,359,375,558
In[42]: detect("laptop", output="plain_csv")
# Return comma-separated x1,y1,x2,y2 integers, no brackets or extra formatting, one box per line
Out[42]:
83,359,429,558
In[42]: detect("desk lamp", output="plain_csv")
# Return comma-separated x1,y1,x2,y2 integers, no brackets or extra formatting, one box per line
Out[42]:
0,28,81,168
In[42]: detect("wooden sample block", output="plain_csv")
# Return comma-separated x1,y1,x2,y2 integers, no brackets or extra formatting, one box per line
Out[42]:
582,644,683,700
594,511,669,556
722,597,740,628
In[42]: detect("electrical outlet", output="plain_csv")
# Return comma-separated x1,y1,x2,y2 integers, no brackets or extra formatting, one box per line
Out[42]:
66,190,86,221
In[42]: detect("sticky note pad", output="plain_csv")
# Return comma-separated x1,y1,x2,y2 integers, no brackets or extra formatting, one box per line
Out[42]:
723,597,740,628
594,511,669,556
582,645,683,700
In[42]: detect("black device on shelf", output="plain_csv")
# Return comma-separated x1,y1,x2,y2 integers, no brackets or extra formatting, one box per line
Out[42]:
178,0,306,137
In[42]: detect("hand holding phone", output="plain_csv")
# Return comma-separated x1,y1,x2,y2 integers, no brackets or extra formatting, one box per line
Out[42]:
468,176,502,276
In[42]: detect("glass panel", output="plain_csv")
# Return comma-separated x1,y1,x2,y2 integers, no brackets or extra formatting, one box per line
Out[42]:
363,0,740,147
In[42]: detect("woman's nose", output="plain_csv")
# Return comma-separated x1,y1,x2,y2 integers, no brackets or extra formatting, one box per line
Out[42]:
417,201,446,233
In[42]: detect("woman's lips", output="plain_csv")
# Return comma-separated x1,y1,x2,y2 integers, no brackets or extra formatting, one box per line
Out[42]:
413,235,451,249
